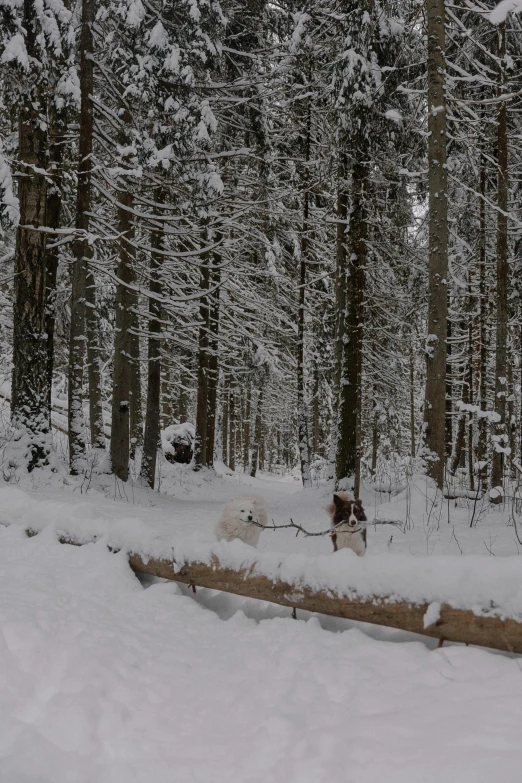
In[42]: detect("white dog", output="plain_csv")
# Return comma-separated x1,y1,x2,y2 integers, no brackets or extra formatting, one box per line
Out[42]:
215,495,268,547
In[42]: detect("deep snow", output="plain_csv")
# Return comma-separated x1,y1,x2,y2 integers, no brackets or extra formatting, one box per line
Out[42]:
1,460,522,781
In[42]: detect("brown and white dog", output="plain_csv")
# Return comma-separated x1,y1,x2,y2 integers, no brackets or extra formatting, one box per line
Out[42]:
326,492,367,557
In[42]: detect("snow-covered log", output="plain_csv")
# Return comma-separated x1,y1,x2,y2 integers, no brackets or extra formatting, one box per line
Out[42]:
29,529,522,655
128,552,522,653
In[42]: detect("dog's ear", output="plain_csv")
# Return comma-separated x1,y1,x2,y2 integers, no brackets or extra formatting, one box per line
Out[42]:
333,494,344,509
355,498,363,507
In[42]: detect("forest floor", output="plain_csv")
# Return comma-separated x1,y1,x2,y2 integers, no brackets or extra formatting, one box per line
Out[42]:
1,457,522,781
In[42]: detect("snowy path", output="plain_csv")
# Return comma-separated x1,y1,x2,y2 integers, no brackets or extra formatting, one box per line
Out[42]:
1,467,522,781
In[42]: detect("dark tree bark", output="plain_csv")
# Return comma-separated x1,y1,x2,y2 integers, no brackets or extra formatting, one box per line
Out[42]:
243,381,251,469
312,361,320,457
129,301,143,460
330,151,349,480
477,158,488,491
491,22,508,499
161,359,171,428
336,157,366,492
140,222,163,488
110,187,135,481
11,2,51,470
410,345,416,459
75,0,104,452
250,388,263,478
178,383,188,423
424,0,448,490
229,386,236,472
194,253,210,468
371,388,379,474
451,361,468,477
507,360,515,470
85,266,105,450
445,318,452,459
297,100,312,488
206,252,221,468
467,283,475,492
45,102,66,420
222,374,229,466
68,0,96,473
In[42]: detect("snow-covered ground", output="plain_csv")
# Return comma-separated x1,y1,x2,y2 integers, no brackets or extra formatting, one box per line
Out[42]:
1,460,522,781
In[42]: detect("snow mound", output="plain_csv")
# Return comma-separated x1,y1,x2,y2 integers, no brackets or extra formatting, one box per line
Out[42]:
161,422,195,463
161,421,195,450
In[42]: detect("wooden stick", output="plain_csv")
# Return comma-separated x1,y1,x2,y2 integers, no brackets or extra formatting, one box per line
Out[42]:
251,517,403,539
27,529,522,655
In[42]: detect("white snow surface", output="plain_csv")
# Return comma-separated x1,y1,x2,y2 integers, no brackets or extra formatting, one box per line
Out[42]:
2,465,522,780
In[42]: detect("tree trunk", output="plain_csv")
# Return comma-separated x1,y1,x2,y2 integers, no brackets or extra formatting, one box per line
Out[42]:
243,381,251,469
477,158,488,491
518,324,522,472
11,2,51,470
371,393,378,474
260,424,265,472
410,345,416,458
206,252,221,468
161,359,171,428
330,150,349,479
140,221,164,488
451,368,468,476
45,102,66,419
222,374,229,466
194,253,210,468
68,0,96,474
312,361,320,457
110,187,134,481
85,267,105,449
297,88,312,488
468,284,475,492
491,22,508,500
129,301,142,460
507,358,515,473
229,387,236,472
250,388,263,478
336,158,366,492
445,318,452,459
424,0,448,490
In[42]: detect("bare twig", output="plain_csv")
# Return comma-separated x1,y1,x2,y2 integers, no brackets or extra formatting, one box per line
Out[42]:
450,526,463,554
483,535,497,556
249,517,404,538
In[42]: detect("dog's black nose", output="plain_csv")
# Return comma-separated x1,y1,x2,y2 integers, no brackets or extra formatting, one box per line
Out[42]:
248,515,253,522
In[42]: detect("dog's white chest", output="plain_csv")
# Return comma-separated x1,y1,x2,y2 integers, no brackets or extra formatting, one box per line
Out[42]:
335,530,366,557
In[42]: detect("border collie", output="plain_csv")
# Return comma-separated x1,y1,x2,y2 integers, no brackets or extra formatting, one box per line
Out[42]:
326,492,367,557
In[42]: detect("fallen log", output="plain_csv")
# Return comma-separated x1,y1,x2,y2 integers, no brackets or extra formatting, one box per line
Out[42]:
26,529,522,655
